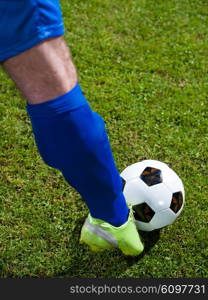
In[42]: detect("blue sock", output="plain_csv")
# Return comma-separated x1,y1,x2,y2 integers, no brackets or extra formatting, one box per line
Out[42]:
27,84,129,226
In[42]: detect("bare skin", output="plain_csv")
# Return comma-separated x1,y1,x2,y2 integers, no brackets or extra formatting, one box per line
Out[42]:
2,36,78,104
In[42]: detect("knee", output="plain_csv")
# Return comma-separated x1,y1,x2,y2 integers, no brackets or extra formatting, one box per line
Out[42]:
3,36,79,104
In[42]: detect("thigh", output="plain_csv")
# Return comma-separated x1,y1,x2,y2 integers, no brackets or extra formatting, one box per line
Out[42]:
0,0,64,62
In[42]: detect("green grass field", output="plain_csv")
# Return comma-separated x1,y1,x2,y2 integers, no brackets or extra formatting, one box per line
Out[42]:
0,0,207,278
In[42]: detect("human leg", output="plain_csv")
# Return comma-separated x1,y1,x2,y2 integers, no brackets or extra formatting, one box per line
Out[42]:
3,36,129,226
1,0,143,255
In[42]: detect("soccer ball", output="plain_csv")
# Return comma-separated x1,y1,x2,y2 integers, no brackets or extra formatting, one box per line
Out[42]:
121,160,185,231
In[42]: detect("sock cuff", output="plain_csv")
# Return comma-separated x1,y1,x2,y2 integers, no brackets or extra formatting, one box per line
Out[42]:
26,83,88,117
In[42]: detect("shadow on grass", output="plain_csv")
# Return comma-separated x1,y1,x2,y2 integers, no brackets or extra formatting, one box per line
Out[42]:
57,217,160,278
139,229,161,255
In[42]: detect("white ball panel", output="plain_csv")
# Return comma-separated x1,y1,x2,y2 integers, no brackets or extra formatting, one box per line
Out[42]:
145,183,172,211
120,161,146,181
123,178,147,206
140,159,169,170
162,165,185,195
150,208,177,229
135,220,155,231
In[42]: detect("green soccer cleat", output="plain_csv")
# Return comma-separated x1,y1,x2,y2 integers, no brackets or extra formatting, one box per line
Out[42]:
80,208,144,256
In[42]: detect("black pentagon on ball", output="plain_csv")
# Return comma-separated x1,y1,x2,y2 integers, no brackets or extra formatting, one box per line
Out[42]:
121,177,126,191
140,167,163,186
133,203,155,223
170,191,183,213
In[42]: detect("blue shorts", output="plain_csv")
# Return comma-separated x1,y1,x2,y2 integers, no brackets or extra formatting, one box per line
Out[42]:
0,0,65,62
